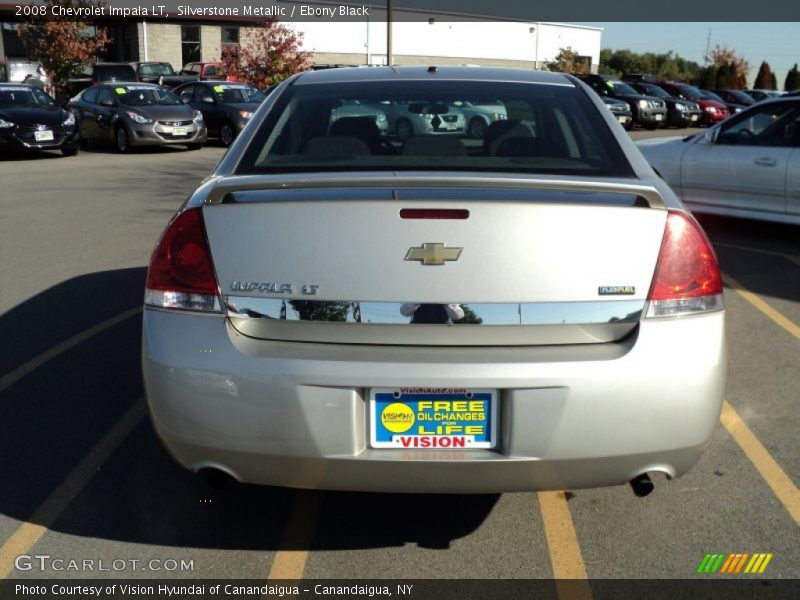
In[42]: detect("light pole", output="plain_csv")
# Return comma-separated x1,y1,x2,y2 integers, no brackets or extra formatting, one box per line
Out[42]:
387,0,393,66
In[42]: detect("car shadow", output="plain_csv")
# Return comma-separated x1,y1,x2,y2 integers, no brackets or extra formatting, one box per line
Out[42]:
698,214,800,305
0,268,497,555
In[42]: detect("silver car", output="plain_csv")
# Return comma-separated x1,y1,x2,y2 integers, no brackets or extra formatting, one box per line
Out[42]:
638,96,800,225
143,67,726,494
72,83,207,152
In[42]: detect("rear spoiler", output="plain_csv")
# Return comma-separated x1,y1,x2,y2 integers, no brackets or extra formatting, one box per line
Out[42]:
201,172,667,208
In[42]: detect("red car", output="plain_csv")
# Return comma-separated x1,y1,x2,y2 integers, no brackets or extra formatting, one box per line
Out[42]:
658,82,729,125
180,62,237,82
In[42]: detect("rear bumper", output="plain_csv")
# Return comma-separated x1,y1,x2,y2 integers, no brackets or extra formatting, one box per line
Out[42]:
142,309,726,493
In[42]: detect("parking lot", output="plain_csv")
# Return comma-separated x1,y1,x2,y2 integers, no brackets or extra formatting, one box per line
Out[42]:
0,136,798,592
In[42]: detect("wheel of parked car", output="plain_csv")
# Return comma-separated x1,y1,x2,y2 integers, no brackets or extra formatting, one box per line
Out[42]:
219,123,235,147
115,126,131,153
468,117,487,139
395,118,413,141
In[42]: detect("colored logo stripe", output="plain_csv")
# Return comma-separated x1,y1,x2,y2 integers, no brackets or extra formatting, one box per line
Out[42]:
698,552,773,574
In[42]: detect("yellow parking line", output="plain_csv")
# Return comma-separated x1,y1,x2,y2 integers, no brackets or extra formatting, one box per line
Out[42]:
538,491,592,600
720,401,800,525
266,491,322,580
0,306,142,394
715,242,800,269
0,400,146,578
722,273,800,341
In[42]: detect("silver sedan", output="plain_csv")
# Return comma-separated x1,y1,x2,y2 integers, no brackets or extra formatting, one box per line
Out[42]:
638,96,800,225
142,67,726,494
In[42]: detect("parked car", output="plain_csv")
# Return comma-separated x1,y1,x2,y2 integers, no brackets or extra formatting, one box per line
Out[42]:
366,99,466,140
711,89,756,108
0,83,79,156
602,96,633,130
656,82,729,126
174,81,265,147
742,89,786,102
64,62,139,99
0,61,6,83
70,82,206,152
700,89,747,115
628,81,702,128
578,74,667,129
329,100,390,138
448,100,508,138
180,62,230,81
143,66,726,494
638,96,800,224
132,62,199,88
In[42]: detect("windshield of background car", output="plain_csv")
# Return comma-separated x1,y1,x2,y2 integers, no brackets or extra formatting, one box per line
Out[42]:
606,81,638,95
212,84,265,103
96,66,137,80
678,86,705,101
640,84,670,99
139,63,174,76
237,80,634,177
114,86,182,106
0,86,56,107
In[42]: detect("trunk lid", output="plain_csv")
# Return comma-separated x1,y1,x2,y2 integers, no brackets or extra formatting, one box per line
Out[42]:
202,178,667,345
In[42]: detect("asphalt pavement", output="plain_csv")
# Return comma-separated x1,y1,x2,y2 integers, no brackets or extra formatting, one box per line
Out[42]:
0,134,797,596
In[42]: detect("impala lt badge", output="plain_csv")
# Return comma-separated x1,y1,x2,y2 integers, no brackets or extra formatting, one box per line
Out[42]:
405,243,462,266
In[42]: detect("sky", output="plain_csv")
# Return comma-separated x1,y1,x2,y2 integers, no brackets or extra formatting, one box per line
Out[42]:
581,22,800,80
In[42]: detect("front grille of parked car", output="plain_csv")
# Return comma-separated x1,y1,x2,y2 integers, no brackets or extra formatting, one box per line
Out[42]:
158,120,192,127
442,115,459,123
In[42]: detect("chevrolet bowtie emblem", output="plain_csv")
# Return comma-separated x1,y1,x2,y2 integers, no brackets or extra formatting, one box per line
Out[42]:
404,243,462,266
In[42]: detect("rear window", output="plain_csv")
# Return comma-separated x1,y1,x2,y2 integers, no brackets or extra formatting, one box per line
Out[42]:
237,80,634,177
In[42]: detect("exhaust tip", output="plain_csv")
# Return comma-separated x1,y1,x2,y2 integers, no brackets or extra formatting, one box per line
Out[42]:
630,473,655,497
198,467,236,490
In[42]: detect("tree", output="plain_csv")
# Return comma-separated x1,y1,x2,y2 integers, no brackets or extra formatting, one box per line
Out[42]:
544,47,590,75
598,48,702,82
697,65,718,89
715,62,733,89
753,61,773,90
452,305,483,325
785,64,799,91
771,72,778,90
221,19,311,89
17,0,109,89
705,44,750,89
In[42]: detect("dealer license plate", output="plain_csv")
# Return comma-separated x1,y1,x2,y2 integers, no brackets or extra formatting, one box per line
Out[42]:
370,388,497,449
618,117,627,124
691,115,699,121
655,114,664,121
34,130,54,141
171,126,188,136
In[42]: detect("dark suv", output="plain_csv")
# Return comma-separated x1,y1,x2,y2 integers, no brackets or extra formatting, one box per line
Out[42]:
64,63,138,100
578,74,667,130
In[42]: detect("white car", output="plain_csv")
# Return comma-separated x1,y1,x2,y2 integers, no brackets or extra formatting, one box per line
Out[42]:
638,97,800,224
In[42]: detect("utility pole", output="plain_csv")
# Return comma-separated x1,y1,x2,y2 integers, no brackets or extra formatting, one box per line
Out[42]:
387,0,393,66
704,28,712,64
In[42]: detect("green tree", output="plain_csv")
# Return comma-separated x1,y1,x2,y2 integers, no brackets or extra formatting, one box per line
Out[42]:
598,48,701,82
288,301,350,322
706,44,750,89
452,305,483,325
716,62,733,89
754,61,773,89
697,66,718,89
785,63,799,91
545,47,590,75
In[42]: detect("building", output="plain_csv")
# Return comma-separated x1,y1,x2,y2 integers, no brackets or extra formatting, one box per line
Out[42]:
0,3,601,77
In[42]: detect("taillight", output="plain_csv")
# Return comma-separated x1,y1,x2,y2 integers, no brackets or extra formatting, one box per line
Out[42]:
145,208,221,312
645,211,723,318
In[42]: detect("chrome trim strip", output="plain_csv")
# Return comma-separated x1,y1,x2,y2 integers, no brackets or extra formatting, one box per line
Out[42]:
223,297,643,326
